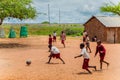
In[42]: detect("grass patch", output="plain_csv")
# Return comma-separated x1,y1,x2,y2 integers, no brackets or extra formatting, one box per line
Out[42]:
1,23,84,38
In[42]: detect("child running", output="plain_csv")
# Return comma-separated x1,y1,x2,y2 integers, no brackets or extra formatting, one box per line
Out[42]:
94,40,109,70
48,34,52,52
85,34,92,53
47,45,65,64
74,43,96,74
83,30,87,43
60,31,66,48
53,31,57,42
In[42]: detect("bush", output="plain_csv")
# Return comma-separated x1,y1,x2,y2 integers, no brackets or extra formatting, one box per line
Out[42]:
2,23,84,37
64,27,83,36
41,21,50,24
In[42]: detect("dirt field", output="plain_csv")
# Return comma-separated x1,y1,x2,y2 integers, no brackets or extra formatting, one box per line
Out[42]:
0,36,120,80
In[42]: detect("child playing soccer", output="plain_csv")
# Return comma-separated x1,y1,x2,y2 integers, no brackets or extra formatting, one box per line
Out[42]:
53,31,57,42
74,43,96,74
60,31,66,48
47,45,65,64
94,40,109,70
83,30,87,43
48,34,52,52
85,34,92,53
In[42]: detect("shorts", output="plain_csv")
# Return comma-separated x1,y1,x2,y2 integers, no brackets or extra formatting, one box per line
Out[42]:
100,53,105,61
51,53,60,58
86,42,90,47
53,36,56,40
61,40,64,44
82,59,89,69
83,37,86,42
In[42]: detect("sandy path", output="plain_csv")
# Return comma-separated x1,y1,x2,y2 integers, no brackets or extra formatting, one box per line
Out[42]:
0,36,120,80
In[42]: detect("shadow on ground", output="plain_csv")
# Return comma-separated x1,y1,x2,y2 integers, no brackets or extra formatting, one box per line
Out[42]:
0,43,29,48
76,72,91,75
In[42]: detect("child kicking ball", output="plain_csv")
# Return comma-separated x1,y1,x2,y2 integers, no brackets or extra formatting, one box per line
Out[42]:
47,45,65,64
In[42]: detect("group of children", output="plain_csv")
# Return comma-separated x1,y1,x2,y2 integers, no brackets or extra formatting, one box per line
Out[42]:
74,30,109,74
47,30,109,74
47,31,66,64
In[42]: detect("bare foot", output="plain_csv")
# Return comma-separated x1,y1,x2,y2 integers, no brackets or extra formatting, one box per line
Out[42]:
107,63,110,68
94,66,97,71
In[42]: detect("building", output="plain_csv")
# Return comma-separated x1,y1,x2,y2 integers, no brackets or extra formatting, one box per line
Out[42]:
84,16,120,43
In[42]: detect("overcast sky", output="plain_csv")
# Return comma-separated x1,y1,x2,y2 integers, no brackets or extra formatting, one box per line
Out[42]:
3,0,120,24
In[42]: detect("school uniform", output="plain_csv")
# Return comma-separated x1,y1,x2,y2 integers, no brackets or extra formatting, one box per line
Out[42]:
83,32,87,42
48,37,52,48
86,36,90,47
53,33,56,41
80,48,90,69
50,46,61,58
61,33,66,44
95,45,106,61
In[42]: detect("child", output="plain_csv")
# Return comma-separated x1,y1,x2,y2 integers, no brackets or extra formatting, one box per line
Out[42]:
47,45,65,64
92,36,97,42
74,43,96,74
85,34,92,53
48,34,52,52
94,40,109,70
83,30,87,43
53,31,57,42
60,31,66,48
94,36,97,42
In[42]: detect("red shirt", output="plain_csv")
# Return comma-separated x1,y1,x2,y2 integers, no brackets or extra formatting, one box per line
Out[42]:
95,45,106,55
60,33,66,40
49,37,52,45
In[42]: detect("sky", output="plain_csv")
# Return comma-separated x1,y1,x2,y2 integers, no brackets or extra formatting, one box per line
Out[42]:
3,0,120,24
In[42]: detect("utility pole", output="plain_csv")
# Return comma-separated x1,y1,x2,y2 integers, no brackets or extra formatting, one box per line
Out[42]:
48,4,50,25
59,8,60,26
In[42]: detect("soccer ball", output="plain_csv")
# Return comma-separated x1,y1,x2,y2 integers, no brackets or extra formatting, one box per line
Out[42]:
26,60,31,66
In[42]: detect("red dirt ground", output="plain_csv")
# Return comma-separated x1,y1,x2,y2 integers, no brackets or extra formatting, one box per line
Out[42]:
0,36,120,80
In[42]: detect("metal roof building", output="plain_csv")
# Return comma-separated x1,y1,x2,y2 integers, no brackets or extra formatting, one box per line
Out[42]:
95,16,120,27
84,16,120,43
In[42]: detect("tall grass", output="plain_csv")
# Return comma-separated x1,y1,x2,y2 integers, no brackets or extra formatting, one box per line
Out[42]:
1,23,84,37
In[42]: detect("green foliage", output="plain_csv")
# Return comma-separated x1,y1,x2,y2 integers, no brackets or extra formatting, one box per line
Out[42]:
2,23,84,37
64,27,83,36
0,0,37,25
100,2,120,15
41,21,50,24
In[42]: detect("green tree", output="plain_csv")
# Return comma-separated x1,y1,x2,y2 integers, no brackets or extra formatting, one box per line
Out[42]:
0,0,37,25
100,2,120,15
41,21,50,24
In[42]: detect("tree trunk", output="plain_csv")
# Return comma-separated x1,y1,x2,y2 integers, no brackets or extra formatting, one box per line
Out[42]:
0,19,3,25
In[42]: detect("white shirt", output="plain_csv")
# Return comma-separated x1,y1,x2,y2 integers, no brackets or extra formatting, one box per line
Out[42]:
86,36,90,43
51,46,60,54
53,33,57,36
80,48,90,59
83,32,87,37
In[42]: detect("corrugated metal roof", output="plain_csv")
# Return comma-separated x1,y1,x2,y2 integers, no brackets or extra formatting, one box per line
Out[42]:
95,16,120,27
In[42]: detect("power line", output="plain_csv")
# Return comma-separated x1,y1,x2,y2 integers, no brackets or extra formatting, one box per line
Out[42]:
48,4,50,24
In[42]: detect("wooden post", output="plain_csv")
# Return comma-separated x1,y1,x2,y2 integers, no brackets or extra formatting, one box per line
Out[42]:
114,29,116,44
